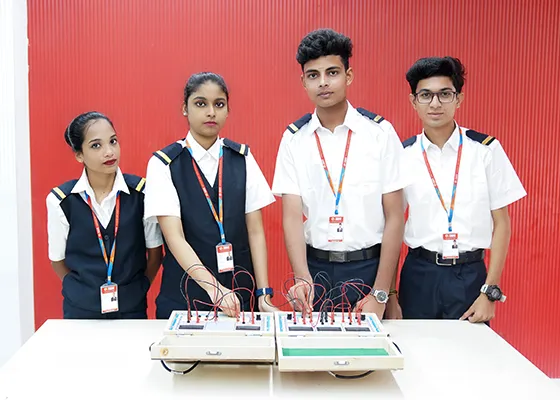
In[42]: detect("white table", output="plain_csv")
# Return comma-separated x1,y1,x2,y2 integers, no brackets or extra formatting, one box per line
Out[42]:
0,319,558,399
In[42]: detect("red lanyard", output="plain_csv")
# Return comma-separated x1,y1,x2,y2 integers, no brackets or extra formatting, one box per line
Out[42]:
420,130,464,231
85,191,120,283
185,142,226,244
314,130,353,215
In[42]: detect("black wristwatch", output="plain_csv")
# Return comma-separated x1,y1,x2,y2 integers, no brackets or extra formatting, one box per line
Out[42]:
480,284,506,302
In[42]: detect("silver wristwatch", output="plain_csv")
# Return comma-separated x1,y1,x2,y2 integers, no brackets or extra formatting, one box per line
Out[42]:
371,289,389,304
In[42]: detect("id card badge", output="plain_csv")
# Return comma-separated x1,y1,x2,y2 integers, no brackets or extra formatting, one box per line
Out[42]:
100,282,119,314
328,216,344,242
442,233,460,259
216,242,235,273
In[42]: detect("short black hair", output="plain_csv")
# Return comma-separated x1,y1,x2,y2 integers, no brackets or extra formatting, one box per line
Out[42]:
65,111,115,153
406,57,466,94
184,72,229,105
296,29,353,70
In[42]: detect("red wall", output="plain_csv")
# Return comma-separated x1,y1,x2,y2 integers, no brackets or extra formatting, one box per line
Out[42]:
28,0,560,377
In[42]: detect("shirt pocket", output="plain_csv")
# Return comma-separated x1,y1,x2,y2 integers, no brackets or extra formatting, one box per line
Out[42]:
344,151,382,214
404,166,432,205
470,169,490,204
345,148,381,188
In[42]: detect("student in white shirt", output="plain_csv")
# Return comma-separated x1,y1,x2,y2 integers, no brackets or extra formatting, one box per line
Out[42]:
399,57,526,323
272,29,407,320
144,72,277,319
46,112,163,319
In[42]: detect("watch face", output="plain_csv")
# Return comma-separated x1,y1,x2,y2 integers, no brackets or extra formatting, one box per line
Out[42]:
376,291,388,303
491,288,501,299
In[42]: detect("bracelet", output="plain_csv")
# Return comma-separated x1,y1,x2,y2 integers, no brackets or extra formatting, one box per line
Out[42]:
389,289,398,297
255,287,274,298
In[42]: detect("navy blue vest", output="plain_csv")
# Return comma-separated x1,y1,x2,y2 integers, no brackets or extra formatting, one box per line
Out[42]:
51,174,149,316
154,139,254,319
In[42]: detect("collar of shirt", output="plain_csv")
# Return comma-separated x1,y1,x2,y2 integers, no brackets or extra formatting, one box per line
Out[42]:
185,132,221,162
308,101,362,135
421,122,462,152
71,167,130,199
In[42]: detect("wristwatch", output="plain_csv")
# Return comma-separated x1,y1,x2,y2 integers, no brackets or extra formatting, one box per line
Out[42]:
480,284,506,302
371,289,389,304
255,287,274,298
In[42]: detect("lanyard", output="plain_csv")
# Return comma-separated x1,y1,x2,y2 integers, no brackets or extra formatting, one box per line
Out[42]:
314,130,353,215
185,141,226,244
420,130,463,232
85,191,120,283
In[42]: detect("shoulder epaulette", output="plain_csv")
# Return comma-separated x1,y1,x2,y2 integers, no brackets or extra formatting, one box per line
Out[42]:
123,174,145,192
153,142,184,165
402,136,418,148
287,113,312,134
50,179,78,202
466,129,495,146
222,138,249,156
357,107,385,123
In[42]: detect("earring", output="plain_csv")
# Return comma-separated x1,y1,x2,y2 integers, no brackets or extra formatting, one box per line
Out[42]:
183,112,187,116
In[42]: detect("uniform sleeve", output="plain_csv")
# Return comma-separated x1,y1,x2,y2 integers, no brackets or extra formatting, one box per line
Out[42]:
380,122,409,194
486,140,527,210
245,149,275,214
46,192,69,262
271,132,300,196
143,209,164,248
144,156,181,223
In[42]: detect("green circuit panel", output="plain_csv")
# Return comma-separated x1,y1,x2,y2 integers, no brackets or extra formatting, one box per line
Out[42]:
282,348,389,357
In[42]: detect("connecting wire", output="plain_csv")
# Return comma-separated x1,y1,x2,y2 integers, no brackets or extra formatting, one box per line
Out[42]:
281,276,314,313
181,263,267,319
160,360,201,375
231,268,257,316
230,287,256,323
280,273,377,326
180,264,222,319
183,272,223,320
232,266,256,292
318,298,335,324
392,342,402,354
341,281,372,322
327,370,374,380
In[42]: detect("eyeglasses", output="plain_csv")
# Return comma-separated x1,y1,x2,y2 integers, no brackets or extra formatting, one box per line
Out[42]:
413,90,457,104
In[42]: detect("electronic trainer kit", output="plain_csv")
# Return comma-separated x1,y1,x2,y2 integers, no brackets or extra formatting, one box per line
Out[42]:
150,270,404,377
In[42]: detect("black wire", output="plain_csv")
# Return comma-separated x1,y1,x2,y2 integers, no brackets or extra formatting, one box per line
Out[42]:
160,360,201,375
393,342,402,354
329,370,375,380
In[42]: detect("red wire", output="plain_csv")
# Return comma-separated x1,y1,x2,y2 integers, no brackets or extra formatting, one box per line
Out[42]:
184,265,221,320
230,269,257,320
231,287,256,323
340,281,372,322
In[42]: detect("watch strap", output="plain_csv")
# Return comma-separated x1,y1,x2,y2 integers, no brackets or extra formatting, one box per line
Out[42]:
255,287,274,298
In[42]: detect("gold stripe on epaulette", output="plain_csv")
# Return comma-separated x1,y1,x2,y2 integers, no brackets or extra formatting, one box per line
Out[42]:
156,150,172,164
289,123,298,132
53,187,66,200
135,177,146,192
239,144,246,155
373,115,382,123
482,136,494,145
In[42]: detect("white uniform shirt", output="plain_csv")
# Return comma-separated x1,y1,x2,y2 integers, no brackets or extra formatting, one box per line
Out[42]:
46,168,163,262
144,133,275,222
403,124,527,252
272,102,408,251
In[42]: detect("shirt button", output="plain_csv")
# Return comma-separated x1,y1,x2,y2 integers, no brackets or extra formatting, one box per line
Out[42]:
104,235,110,241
